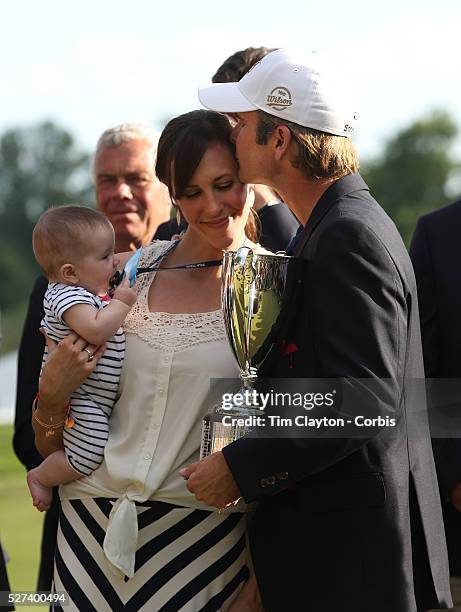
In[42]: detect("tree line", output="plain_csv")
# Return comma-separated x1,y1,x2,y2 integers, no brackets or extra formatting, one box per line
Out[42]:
0,111,460,353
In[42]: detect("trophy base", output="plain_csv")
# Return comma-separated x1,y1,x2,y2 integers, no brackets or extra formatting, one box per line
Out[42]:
200,403,262,459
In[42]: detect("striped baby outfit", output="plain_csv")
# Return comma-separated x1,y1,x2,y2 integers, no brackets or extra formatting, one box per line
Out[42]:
41,282,125,475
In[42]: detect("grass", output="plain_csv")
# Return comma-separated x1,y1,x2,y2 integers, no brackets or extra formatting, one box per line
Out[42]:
0,424,46,611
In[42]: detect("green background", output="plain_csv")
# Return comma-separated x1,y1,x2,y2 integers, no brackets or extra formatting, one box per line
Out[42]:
1,425,46,611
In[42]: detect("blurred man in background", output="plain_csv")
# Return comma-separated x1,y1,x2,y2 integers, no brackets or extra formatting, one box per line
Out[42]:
411,200,461,611
94,124,171,251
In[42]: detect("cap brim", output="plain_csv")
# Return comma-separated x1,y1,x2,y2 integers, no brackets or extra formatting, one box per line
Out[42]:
198,82,257,113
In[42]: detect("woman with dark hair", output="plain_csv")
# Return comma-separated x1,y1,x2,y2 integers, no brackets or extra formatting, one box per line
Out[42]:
156,110,260,245
33,110,263,611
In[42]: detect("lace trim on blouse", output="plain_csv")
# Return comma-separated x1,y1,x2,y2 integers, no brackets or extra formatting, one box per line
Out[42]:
123,241,226,352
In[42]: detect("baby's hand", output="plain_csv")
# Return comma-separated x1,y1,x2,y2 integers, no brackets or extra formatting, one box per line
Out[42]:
113,276,137,308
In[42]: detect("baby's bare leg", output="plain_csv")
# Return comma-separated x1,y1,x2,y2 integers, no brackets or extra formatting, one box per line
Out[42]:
27,450,81,512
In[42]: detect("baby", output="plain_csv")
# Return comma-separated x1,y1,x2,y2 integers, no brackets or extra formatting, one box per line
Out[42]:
27,205,137,511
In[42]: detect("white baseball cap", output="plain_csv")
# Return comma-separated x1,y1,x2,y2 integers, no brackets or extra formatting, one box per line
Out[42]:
198,48,358,137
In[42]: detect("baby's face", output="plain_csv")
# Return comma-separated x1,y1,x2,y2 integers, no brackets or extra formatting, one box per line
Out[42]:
74,226,118,296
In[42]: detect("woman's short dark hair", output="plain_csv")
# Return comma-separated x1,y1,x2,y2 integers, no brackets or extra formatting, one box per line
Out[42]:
156,110,233,201
156,110,260,242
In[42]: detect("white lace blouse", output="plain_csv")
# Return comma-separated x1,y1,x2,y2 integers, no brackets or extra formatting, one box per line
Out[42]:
60,241,244,577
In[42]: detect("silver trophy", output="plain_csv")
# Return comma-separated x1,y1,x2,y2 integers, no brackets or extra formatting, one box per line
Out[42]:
200,247,293,458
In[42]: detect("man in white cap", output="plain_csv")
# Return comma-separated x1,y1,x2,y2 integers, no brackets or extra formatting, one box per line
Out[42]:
182,49,452,611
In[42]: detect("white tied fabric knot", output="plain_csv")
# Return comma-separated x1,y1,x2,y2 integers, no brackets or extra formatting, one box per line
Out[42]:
103,495,138,579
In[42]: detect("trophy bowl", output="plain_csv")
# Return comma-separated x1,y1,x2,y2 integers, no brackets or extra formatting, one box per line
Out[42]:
200,246,294,458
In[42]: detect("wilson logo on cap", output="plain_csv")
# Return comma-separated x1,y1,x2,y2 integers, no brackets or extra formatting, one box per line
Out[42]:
266,86,292,111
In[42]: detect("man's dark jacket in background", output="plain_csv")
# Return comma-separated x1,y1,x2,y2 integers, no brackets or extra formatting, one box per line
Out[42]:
411,200,461,578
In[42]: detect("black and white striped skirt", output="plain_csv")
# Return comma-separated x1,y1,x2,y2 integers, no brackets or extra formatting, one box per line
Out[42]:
54,498,249,611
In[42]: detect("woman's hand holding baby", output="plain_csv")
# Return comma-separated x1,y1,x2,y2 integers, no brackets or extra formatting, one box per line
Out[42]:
34,332,105,457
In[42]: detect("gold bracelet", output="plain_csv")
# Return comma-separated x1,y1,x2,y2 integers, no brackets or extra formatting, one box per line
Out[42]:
32,410,66,437
32,396,69,437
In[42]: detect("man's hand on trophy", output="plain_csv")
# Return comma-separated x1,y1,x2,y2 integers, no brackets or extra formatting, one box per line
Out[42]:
180,452,241,509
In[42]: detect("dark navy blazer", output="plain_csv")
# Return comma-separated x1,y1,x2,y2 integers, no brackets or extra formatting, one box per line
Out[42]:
224,174,451,612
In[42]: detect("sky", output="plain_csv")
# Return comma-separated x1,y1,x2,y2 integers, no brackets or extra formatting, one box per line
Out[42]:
2,0,461,162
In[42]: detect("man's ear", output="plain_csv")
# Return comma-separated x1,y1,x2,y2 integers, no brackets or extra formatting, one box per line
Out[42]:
272,125,292,161
59,263,79,284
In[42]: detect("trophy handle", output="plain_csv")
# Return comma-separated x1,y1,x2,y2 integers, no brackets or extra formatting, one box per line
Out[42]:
243,249,257,380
